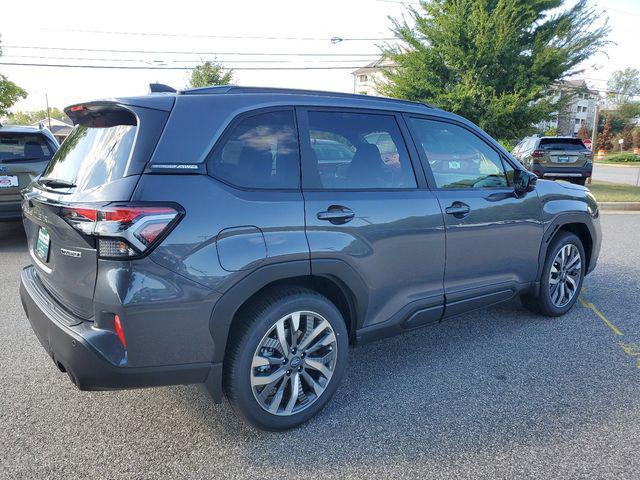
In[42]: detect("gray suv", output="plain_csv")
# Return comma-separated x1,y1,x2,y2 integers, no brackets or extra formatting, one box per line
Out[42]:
0,124,58,221
19,86,601,430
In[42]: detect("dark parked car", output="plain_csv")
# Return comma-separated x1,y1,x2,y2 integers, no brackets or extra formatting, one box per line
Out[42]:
0,124,58,221
19,86,601,430
512,135,593,185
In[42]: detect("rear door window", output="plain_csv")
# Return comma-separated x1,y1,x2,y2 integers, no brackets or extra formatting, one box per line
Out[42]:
208,109,299,189
0,133,54,163
304,111,417,189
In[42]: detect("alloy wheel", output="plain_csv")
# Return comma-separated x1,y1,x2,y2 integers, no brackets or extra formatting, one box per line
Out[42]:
549,244,582,308
250,311,338,416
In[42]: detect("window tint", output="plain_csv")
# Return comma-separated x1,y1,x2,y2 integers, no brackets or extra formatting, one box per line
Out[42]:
538,138,587,151
306,111,416,189
409,118,509,189
210,110,299,189
41,124,136,191
0,133,54,163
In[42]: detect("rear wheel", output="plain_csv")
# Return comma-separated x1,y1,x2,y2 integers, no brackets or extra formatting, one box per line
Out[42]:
224,287,348,431
571,177,587,186
521,231,585,317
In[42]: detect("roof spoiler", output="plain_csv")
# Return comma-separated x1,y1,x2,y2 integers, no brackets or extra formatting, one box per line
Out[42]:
149,83,176,93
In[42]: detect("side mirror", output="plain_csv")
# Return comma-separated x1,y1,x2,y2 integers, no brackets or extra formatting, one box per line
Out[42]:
514,169,537,196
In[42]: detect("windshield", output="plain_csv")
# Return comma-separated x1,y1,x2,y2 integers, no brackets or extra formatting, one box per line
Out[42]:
41,124,136,191
539,138,587,151
0,132,54,163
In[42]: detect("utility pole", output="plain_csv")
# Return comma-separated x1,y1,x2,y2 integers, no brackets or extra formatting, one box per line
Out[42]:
45,93,52,131
589,100,600,185
591,101,599,151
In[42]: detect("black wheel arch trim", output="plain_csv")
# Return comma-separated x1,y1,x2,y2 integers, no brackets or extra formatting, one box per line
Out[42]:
535,212,597,287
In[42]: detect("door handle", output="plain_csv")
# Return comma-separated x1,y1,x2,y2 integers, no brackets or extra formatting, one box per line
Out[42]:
445,202,471,218
317,205,355,224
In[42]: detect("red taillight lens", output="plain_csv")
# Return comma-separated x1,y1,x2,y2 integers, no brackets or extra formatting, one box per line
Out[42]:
532,149,544,158
114,314,126,348
61,203,182,259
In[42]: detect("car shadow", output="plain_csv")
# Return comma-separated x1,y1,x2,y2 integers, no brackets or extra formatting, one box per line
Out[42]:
167,273,637,470
0,221,27,253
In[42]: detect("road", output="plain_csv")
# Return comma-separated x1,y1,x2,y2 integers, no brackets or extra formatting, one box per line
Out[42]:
1,214,639,479
593,162,640,186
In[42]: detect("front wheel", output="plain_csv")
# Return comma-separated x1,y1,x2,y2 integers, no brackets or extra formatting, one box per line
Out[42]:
521,231,585,317
224,287,348,431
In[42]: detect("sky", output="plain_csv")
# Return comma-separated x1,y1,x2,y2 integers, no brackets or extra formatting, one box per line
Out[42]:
0,0,638,114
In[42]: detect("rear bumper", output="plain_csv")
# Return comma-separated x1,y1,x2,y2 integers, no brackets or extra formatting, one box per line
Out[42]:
532,163,593,179
19,265,222,398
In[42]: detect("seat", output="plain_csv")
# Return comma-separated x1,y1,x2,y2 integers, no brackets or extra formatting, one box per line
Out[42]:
346,143,386,188
236,145,273,188
24,141,45,159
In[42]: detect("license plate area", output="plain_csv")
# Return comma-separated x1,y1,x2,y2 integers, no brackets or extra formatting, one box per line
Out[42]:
554,156,572,163
35,226,51,263
0,175,18,188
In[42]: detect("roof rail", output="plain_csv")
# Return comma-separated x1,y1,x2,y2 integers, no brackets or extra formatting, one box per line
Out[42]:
149,83,177,93
180,85,433,108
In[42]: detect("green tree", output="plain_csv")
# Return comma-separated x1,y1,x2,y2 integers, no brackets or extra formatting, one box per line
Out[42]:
0,35,27,117
4,107,70,125
381,0,609,140
188,60,234,88
607,67,640,106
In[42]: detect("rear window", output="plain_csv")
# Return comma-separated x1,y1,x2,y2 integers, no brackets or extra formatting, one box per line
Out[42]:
0,133,54,163
538,138,586,151
41,123,136,191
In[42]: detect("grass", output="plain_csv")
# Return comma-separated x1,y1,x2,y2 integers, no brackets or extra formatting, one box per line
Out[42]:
587,180,640,202
594,152,640,166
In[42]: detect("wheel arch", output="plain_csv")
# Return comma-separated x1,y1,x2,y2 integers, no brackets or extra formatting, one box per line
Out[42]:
536,213,596,286
209,260,367,365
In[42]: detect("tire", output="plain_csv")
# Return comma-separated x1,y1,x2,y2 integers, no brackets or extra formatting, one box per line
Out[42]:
571,177,587,186
223,286,348,431
521,231,586,317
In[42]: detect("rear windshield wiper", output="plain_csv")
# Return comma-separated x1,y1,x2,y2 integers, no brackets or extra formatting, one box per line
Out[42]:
39,177,77,189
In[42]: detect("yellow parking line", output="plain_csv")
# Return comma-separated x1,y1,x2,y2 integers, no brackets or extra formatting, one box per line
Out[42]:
578,296,623,336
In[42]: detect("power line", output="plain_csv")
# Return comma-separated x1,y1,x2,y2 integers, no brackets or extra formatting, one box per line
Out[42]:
0,61,364,71
47,28,395,42
2,54,376,64
2,45,381,57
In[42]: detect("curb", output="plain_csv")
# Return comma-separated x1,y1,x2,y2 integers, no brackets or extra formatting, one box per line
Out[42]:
594,162,640,168
599,202,640,211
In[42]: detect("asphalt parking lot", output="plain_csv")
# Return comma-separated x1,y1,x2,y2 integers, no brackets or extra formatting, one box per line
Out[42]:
1,213,639,479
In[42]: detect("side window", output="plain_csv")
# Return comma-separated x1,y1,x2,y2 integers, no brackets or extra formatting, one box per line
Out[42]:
408,118,510,189
209,110,299,189
305,111,417,189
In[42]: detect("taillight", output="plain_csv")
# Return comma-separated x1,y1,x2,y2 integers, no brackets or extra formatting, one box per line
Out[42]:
531,150,544,158
114,314,126,348
61,203,183,259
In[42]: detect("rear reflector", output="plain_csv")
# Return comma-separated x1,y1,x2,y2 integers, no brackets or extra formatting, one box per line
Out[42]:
114,314,126,348
61,203,183,259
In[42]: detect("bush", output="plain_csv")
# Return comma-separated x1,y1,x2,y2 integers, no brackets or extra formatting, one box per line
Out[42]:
601,153,640,163
498,139,516,151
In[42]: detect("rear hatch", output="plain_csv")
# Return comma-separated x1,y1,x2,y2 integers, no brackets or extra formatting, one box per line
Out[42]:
537,138,590,167
21,101,171,319
0,131,56,202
